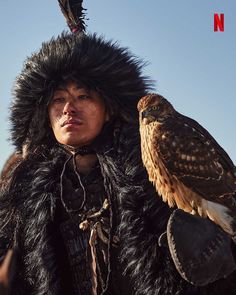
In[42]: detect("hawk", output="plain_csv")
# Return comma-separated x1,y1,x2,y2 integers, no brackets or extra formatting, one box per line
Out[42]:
137,94,236,238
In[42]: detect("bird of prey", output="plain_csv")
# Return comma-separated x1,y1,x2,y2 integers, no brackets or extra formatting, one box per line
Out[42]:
137,94,236,237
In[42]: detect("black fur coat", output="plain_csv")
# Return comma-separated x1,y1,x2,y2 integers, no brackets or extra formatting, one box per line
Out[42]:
0,122,236,295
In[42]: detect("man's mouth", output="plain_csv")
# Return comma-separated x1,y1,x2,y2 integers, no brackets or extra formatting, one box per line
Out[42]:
61,118,83,127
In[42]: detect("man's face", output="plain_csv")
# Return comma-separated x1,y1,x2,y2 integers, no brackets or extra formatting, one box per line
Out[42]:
48,81,108,148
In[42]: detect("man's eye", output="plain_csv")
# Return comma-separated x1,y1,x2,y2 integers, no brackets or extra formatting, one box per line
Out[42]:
52,97,65,104
77,95,90,100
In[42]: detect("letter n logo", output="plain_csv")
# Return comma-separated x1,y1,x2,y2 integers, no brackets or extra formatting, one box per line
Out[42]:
214,13,224,32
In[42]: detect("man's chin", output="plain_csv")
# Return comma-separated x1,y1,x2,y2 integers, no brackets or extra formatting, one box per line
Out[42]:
59,140,93,151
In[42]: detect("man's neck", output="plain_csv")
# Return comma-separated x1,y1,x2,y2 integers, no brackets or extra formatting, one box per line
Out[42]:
74,153,98,175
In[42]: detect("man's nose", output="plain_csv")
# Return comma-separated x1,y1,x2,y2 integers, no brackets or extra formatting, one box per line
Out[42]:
63,100,77,115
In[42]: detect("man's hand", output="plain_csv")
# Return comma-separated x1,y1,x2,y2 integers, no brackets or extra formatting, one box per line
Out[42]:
0,249,16,295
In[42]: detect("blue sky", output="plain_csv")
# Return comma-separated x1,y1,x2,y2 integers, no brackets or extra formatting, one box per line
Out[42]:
0,0,235,170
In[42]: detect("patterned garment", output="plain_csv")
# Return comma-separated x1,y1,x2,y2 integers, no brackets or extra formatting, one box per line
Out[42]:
56,161,111,295
60,216,92,294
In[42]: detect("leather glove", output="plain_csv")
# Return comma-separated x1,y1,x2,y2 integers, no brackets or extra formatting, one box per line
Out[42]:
159,209,236,286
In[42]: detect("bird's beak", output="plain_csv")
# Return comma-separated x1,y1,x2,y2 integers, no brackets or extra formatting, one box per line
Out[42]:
141,110,156,125
141,110,149,121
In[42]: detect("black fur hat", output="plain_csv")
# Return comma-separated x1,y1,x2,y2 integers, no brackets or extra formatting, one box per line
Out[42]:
10,32,151,152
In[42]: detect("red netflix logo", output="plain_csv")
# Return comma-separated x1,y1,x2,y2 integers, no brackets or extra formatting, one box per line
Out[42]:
214,13,224,32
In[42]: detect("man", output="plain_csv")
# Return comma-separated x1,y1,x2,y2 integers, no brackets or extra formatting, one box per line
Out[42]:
0,18,236,295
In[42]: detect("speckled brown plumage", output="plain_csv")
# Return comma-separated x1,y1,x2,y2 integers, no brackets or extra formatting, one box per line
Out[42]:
138,94,236,236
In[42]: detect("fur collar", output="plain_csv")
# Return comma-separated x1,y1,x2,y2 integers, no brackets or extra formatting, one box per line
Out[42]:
1,124,236,294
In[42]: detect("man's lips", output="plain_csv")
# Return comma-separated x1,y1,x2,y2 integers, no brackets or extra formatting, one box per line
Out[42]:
61,118,83,127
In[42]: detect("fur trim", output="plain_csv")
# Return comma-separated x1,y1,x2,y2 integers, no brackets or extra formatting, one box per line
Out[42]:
0,148,66,294
1,124,236,294
10,32,152,152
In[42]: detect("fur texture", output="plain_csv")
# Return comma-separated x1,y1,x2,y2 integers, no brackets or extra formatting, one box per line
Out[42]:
10,32,151,152
2,32,236,294
1,123,236,294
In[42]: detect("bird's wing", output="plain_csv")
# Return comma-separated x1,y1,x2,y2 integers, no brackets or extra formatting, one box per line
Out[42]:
152,114,236,202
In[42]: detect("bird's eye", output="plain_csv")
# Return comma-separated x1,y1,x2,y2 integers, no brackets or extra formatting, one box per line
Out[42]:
152,106,157,110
